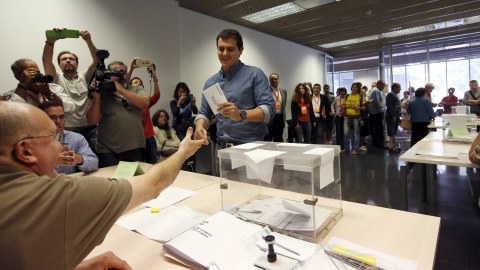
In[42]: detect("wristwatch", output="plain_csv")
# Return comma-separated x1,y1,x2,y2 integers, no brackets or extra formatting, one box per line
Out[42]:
239,110,247,122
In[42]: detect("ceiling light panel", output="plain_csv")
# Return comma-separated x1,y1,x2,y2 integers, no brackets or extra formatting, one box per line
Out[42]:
320,35,378,48
383,25,435,38
241,3,305,24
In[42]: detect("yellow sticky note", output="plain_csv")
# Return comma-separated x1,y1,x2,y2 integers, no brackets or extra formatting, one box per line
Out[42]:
151,208,160,213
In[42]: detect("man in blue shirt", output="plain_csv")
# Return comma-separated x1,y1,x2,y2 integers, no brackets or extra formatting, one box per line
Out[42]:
39,101,98,174
369,80,386,148
194,29,275,147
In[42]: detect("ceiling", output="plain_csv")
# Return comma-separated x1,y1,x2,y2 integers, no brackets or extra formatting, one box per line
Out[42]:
177,0,480,57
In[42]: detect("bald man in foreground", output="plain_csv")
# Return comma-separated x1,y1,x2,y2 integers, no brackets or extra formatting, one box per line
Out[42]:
0,103,204,269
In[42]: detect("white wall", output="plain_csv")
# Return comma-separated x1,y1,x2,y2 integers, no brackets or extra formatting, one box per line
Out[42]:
1,0,326,122
0,0,180,115
179,8,326,120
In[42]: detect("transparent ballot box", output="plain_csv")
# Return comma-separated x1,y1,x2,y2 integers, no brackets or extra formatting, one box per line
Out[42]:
218,142,342,243
451,106,470,115
441,114,477,143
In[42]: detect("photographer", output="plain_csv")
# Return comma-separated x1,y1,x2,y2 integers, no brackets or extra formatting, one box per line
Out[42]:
170,82,197,141
126,57,161,164
42,28,99,152
3,59,75,114
86,60,149,168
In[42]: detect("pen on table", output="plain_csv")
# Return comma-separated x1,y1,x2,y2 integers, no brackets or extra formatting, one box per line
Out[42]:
261,236,300,256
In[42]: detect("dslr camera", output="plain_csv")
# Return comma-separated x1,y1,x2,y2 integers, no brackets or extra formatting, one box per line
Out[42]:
88,49,125,95
34,73,53,84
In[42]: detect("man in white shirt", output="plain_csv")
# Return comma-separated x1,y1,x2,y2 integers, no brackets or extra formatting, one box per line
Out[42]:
3,59,75,114
264,73,287,142
42,28,99,151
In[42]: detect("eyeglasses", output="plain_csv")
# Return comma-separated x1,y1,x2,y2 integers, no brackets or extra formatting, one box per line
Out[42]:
48,115,66,121
21,133,65,144
121,97,131,111
11,133,64,155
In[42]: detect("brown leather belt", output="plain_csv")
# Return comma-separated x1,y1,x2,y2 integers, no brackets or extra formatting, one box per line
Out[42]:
216,141,238,149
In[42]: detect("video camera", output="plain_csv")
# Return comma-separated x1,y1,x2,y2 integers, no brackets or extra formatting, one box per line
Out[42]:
88,49,125,96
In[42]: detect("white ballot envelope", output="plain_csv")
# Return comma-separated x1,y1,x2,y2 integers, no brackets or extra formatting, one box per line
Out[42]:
203,83,228,114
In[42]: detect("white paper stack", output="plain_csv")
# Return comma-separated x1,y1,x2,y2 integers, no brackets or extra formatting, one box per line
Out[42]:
115,205,209,242
236,198,332,233
142,186,197,209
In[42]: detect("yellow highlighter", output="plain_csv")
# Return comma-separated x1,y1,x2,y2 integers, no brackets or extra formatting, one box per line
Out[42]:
150,208,160,213
333,246,376,265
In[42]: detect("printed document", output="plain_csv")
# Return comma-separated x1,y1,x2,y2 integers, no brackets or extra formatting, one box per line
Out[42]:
203,83,228,114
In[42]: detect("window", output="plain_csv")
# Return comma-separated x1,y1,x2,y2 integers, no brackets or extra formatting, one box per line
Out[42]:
430,62,446,104
447,60,469,102
406,64,426,90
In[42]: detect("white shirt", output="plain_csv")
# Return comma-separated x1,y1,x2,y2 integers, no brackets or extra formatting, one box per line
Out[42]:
3,83,75,114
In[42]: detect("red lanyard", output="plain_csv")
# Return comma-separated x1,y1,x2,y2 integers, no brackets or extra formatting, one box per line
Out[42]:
313,96,320,104
271,88,280,100
26,92,41,106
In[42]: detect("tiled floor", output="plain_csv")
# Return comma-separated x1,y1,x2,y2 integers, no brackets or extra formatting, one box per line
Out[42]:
339,135,480,270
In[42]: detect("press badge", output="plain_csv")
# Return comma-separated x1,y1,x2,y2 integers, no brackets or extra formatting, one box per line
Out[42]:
301,106,307,114
275,100,281,110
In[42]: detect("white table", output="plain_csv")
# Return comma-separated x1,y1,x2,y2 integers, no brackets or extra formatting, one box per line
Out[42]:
77,163,440,269
398,132,479,207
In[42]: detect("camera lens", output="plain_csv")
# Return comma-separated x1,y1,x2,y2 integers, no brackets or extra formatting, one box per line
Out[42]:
34,74,53,84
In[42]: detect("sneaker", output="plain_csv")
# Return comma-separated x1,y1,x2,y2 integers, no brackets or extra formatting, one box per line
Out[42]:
351,151,357,155
358,146,367,152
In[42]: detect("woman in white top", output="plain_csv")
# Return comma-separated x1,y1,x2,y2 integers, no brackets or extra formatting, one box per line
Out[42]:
152,109,180,161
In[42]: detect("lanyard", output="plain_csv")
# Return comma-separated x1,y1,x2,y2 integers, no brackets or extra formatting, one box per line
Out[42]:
271,88,280,100
26,92,41,106
313,96,320,105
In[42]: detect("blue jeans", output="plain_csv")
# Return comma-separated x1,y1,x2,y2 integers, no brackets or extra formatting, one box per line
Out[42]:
295,121,312,143
343,117,360,151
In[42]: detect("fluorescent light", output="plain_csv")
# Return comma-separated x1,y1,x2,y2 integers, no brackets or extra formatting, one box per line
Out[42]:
320,35,378,48
241,3,305,24
334,55,378,64
383,25,435,38
465,15,480,24
317,13,480,49
445,44,469,50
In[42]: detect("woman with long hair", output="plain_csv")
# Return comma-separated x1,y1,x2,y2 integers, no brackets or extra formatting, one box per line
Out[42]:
291,83,315,143
152,110,180,161
170,82,198,141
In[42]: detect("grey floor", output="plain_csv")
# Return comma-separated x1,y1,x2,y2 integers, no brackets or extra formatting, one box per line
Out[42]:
338,132,480,270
